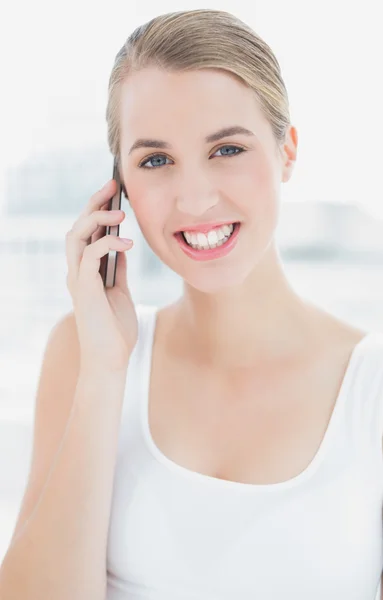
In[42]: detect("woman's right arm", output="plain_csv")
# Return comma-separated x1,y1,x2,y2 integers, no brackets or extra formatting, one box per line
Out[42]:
0,175,138,600
0,312,129,600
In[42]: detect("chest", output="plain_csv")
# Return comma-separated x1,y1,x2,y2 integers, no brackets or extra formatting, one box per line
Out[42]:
147,348,351,485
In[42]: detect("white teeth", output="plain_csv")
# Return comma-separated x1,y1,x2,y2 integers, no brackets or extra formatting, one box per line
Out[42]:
182,223,236,250
207,230,219,245
197,233,206,246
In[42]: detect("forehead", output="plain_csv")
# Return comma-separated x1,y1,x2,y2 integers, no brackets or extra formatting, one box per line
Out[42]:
119,67,271,143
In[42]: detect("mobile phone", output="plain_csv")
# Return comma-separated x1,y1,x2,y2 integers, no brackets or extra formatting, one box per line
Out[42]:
99,158,123,288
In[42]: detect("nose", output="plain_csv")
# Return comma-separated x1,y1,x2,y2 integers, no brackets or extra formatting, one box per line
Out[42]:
175,172,219,217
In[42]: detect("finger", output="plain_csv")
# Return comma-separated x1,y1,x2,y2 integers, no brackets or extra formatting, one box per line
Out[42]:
66,210,125,283
73,209,123,243
91,224,106,246
89,200,116,245
78,234,133,285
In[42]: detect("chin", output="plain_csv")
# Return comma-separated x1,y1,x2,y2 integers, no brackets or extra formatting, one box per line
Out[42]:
188,268,252,294
168,256,255,294
146,228,270,294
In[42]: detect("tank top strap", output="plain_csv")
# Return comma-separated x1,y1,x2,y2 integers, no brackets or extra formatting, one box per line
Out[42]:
344,332,383,466
116,304,158,453
133,303,158,368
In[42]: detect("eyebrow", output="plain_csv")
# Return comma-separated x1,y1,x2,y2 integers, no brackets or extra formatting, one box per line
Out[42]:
128,125,255,155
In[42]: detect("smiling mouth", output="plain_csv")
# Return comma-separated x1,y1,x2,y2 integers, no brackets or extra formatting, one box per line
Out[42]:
184,224,236,250
174,222,241,261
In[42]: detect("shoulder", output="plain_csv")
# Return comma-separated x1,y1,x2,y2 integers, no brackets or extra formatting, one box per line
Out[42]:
340,326,383,377
314,308,382,360
313,311,383,393
357,331,383,357
347,330,383,404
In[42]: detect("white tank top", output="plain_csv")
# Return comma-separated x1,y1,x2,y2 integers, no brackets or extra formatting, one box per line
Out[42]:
106,304,383,600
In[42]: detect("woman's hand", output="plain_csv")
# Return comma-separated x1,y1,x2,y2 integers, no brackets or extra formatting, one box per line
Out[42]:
65,178,138,373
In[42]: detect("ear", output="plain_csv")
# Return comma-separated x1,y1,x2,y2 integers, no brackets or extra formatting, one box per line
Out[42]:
280,125,298,184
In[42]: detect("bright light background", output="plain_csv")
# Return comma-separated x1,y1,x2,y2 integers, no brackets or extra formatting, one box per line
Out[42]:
0,0,382,216
0,0,383,569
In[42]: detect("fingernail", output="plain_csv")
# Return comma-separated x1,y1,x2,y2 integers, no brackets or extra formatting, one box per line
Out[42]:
121,238,133,245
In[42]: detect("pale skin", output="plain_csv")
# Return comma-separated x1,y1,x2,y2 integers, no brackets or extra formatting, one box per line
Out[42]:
117,66,379,491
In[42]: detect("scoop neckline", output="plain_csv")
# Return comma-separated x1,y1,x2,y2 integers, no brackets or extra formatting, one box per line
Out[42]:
139,304,375,493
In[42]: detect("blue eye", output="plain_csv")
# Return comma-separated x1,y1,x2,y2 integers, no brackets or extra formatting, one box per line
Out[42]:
138,145,246,169
213,145,245,157
139,155,172,169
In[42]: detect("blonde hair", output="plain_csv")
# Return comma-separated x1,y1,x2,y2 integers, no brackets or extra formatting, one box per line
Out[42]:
106,9,291,178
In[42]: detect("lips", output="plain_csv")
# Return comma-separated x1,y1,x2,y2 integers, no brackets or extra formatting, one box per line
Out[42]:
174,220,239,235
174,222,241,261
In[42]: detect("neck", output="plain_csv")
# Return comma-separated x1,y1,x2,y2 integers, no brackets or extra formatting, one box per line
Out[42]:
173,242,318,369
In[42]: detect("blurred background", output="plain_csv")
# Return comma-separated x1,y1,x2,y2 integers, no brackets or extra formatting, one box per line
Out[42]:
0,0,382,564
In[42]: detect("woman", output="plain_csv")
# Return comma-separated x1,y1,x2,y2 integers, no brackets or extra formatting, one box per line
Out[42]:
1,9,383,600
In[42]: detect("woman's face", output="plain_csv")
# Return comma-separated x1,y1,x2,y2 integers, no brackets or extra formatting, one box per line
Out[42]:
119,66,297,293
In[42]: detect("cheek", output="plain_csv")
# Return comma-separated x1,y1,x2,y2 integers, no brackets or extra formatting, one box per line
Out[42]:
127,180,170,240
224,160,277,214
